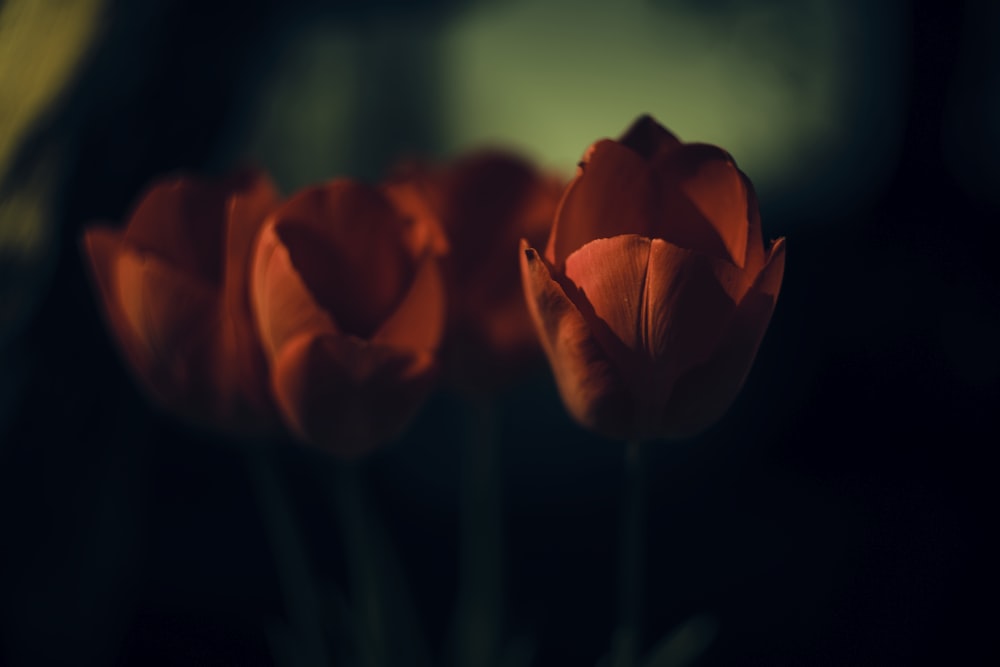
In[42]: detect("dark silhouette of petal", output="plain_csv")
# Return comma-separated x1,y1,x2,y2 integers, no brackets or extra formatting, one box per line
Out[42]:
657,238,785,437
618,114,683,161
640,238,745,422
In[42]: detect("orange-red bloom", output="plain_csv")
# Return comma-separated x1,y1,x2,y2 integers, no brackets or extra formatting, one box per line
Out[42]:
250,180,445,458
520,116,786,441
387,152,564,391
82,169,281,434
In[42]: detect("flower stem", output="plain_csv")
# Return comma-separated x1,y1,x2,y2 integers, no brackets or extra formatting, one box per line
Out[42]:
333,461,432,667
612,440,645,667
453,397,503,667
246,445,331,667
335,463,388,667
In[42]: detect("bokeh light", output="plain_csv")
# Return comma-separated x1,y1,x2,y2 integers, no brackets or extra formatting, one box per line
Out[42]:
239,0,908,219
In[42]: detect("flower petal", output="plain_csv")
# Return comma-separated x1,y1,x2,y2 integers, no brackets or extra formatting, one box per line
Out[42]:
656,237,785,438
754,236,786,299
742,171,767,279
653,143,750,268
640,238,748,418
270,181,414,339
270,332,438,458
114,247,220,410
618,114,683,162
220,169,281,417
560,235,748,430
372,253,445,353
83,226,139,362
122,177,228,285
562,235,651,384
546,140,658,267
388,152,563,391
520,240,632,438
251,221,338,359
223,168,281,311
440,151,554,273
381,173,450,259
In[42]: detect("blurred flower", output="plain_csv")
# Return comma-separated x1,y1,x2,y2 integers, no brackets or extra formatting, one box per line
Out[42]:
251,180,445,458
520,116,785,441
82,168,281,434
387,152,564,391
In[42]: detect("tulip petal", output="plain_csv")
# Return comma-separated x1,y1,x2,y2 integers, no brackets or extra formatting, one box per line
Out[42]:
656,237,785,438
562,235,652,383
641,238,748,416
754,237,786,299
560,235,748,429
81,169,287,435
223,169,280,310
742,171,767,279
123,177,228,285
520,240,632,438
251,221,338,359
218,170,281,414
270,331,438,458
83,226,141,365
388,152,563,391
381,175,451,259
654,143,750,268
441,151,550,271
546,140,658,267
373,253,445,353
114,247,220,408
618,114,683,162
270,182,414,339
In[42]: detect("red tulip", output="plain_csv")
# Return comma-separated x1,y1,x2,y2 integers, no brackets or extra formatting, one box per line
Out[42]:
250,179,445,458
387,152,564,391
82,169,281,434
520,116,786,441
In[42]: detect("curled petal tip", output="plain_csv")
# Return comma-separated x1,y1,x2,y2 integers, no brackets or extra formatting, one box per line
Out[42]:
756,237,786,298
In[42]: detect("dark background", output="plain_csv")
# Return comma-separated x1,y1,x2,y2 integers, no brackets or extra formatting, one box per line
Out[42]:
1,0,997,665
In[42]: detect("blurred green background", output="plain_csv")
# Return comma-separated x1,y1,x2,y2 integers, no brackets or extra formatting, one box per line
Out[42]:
1,0,996,665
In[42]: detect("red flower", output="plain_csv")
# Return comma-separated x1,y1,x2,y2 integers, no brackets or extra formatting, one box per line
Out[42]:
520,116,786,441
250,180,445,458
82,169,281,434
388,152,564,391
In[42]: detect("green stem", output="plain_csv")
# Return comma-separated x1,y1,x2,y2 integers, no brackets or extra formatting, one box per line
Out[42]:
333,462,432,667
454,397,503,667
612,440,645,667
335,462,387,667
246,445,331,667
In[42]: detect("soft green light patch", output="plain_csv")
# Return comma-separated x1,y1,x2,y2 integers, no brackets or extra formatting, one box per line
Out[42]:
438,0,853,188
